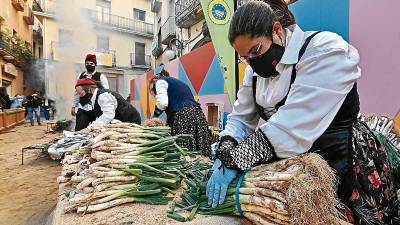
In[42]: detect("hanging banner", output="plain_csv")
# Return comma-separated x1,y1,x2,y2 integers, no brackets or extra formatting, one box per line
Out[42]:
200,0,236,104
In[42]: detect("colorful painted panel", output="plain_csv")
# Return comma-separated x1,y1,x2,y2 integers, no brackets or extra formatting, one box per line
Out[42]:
289,0,349,41
350,0,400,116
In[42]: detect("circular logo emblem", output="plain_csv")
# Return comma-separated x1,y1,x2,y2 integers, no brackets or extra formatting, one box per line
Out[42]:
208,0,231,25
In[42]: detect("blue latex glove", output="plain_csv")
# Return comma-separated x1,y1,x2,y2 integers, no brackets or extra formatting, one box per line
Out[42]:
206,159,238,208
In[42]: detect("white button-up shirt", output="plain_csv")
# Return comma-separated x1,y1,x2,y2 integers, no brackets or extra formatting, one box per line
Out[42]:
220,25,361,158
87,88,118,129
72,70,110,109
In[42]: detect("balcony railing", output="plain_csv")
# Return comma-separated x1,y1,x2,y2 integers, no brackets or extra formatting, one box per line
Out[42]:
161,16,176,45
0,35,32,67
175,0,204,28
33,25,43,38
151,35,163,58
151,0,162,13
88,10,154,37
130,53,151,67
23,8,35,25
32,0,56,17
12,0,25,12
32,0,43,12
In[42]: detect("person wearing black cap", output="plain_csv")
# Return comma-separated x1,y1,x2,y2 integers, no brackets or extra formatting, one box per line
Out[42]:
149,64,212,156
75,78,141,132
72,54,110,131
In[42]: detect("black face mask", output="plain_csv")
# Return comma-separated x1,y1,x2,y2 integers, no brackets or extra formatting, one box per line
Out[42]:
80,93,93,105
248,43,285,78
86,65,95,73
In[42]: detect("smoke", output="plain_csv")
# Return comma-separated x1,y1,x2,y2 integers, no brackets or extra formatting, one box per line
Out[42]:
44,0,95,120
24,60,46,94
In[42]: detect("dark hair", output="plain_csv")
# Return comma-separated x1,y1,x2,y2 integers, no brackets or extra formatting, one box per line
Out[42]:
159,69,170,77
229,1,295,44
81,84,97,92
263,0,296,27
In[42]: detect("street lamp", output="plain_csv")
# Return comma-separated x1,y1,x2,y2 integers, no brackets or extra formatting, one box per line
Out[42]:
165,38,184,61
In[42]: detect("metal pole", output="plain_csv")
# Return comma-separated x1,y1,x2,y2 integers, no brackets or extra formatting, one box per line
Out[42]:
234,0,239,98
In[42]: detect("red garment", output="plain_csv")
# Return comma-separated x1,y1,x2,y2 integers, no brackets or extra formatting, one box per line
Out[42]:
75,78,96,88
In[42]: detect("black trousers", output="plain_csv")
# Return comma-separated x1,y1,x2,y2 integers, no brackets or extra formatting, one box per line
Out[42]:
75,108,95,131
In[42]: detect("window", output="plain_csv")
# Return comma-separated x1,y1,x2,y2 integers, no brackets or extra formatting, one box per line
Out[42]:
97,35,109,51
134,42,145,65
33,42,36,56
107,76,118,93
58,29,73,47
96,0,111,23
133,8,146,21
38,47,42,58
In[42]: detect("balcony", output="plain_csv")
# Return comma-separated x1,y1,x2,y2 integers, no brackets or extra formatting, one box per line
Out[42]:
23,9,35,25
161,16,176,45
32,0,56,21
88,10,154,37
130,53,151,68
151,35,163,58
12,0,25,12
151,0,162,13
175,0,204,28
0,35,32,68
33,24,43,40
32,0,43,12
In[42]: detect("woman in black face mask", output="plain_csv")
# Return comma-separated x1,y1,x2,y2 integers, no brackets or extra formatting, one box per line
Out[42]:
206,1,399,224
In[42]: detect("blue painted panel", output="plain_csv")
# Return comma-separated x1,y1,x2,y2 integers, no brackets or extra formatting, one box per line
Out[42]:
178,62,197,95
289,0,349,41
199,56,225,95
134,84,141,101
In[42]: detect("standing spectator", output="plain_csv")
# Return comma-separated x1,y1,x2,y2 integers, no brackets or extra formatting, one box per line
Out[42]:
0,87,11,110
42,95,51,120
26,93,42,126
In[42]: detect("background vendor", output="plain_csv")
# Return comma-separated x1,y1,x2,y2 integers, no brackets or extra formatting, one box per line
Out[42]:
75,78,141,132
149,65,211,156
72,54,110,131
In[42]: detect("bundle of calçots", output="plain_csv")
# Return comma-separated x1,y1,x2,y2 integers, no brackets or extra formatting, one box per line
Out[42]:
63,121,193,214
168,153,350,225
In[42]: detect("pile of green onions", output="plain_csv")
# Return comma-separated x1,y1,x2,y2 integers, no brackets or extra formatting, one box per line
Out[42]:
168,153,346,225
65,122,193,214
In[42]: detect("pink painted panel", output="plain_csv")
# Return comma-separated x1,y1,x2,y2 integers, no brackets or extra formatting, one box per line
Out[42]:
350,0,400,116
165,59,179,79
197,94,233,119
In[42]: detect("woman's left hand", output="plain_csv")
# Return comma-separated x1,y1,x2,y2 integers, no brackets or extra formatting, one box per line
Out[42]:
206,159,238,208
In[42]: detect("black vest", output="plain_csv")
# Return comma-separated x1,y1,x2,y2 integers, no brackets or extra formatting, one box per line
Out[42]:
93,89,141,124
154,77,198,126
252,32,360,167
79,72,103,88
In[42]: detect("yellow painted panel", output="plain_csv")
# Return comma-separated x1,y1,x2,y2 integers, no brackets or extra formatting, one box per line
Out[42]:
238,62,247,86
94,52,113,67
394,111,400,132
